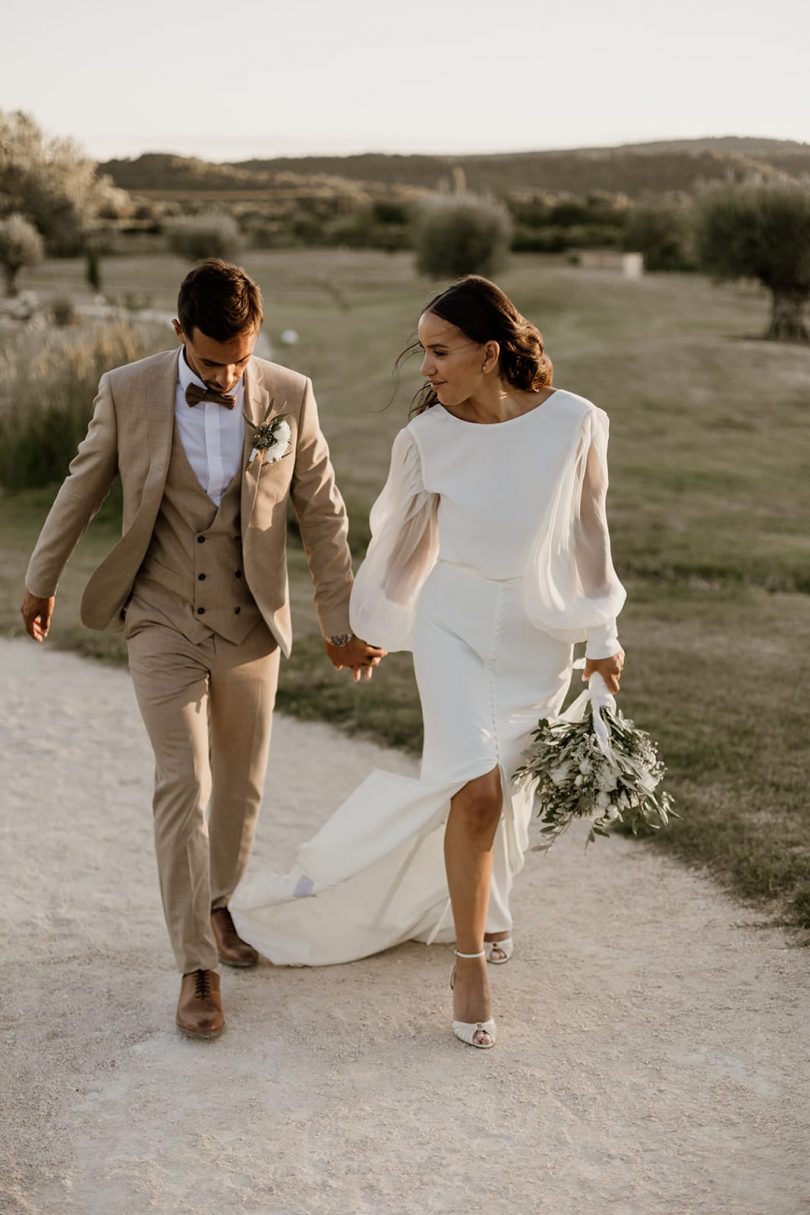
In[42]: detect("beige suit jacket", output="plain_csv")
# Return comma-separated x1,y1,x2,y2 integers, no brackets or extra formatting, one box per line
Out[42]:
26,348,353,658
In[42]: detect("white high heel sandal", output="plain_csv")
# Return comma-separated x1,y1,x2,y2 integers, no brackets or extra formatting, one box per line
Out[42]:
450,949,497,1049
484,937,514,965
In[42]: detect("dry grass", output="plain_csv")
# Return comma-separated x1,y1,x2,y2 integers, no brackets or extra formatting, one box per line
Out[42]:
0,321,166,489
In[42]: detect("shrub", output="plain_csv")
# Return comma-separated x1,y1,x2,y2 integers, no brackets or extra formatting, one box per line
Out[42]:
549,198,591,227
413,192,513,279
0,213,44,296
165,212,242,261
695,179,810,341
622,202,695,271
247,220,284,249
0,321,164,489
511,225,570,254
371,199,410,225
506,195,554,227
289,215,326,246
50,295,79,326
324,209,411,252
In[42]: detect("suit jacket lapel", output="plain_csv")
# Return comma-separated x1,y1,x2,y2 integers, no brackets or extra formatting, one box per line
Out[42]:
242,360,272,524
144,348,180,503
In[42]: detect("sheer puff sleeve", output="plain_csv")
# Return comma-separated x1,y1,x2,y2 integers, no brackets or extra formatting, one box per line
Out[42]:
349,427,439,652
525,406,626,659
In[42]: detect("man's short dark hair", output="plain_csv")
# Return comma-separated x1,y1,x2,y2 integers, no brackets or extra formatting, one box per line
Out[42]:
177,259,264,342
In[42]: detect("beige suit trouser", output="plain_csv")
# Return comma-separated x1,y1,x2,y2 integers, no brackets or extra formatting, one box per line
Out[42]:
127,618,280,974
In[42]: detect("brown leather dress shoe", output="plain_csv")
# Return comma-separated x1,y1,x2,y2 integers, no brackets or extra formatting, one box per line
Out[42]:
176,969,224,1039
211,906,259,968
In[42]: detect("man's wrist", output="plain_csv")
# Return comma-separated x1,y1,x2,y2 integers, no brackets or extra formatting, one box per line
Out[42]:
329,632,355,648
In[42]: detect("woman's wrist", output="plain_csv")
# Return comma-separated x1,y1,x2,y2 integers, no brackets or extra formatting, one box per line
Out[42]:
584,621,620,660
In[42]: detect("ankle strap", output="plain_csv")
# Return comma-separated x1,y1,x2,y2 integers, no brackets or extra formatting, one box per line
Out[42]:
454,949,485,958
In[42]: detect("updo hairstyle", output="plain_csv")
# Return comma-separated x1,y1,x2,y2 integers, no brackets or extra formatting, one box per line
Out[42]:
409,275,553,417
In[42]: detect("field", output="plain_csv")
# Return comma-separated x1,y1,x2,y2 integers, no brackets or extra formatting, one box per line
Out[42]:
3,249,810,930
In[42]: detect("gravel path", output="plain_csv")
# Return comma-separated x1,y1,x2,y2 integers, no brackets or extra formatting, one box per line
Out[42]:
1,637,807,1215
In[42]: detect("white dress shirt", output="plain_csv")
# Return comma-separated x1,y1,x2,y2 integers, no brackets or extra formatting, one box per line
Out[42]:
175,350,246,506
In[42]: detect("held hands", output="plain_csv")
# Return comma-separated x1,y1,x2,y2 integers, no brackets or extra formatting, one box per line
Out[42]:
325,635,387,683
21,592,55,643
583,646,625,695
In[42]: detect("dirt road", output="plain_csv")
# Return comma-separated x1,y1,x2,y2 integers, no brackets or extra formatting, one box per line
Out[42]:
1,638,806,1214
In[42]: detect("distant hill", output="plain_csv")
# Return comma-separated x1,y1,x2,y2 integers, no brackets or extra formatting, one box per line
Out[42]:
102,137,810,200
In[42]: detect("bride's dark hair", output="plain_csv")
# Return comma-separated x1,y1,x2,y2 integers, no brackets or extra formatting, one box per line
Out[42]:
402,275,553,418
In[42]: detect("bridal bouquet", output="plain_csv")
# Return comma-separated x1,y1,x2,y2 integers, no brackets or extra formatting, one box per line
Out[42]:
514,670,677,851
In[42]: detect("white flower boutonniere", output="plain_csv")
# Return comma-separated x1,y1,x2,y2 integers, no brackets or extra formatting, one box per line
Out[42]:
244,411,292,466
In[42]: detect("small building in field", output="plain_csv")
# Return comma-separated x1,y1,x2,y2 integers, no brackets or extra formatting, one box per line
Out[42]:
572,250,644,278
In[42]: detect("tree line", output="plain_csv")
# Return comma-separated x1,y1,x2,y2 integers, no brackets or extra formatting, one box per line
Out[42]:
1,109,809,342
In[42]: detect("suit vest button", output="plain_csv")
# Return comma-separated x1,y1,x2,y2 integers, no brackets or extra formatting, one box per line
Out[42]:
234,606,241,615
234,570,242,578
198,573,206,581
197,535,205,544
197,607,205,615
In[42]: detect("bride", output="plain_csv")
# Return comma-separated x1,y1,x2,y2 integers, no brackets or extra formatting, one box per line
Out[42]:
233,275,626,1049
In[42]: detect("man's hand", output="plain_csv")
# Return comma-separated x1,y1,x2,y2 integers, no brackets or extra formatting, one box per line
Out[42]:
325,636,386,683
583,647,625,695
21,592,55,643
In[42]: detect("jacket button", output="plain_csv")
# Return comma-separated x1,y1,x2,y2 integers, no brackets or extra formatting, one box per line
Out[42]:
197,607,205,615
197,535,206,544
198,573,206,581
235,570,242,579
234,606,241,615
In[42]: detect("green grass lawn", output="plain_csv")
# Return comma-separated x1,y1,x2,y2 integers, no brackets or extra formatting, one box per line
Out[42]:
6,249,810,932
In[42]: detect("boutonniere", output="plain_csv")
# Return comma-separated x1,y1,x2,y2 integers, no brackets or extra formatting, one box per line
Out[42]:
244,408,292,466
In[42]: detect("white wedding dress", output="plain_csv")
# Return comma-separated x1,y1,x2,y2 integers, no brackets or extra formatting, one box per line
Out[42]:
232,389,625,965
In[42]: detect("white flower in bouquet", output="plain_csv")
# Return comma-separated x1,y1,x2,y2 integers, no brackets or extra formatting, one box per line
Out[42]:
513,672,677,851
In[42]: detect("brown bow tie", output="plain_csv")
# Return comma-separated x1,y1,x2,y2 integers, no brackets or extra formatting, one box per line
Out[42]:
185,383,236,410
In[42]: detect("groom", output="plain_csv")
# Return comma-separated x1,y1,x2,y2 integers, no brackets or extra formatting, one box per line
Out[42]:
21,259,383,1039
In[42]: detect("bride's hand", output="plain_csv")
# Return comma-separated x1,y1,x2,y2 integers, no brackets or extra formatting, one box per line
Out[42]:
583,648,624,695
325,636,386,682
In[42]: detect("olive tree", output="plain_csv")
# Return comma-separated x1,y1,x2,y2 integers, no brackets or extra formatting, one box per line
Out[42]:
0,213,44,295
695,180,810,342
0,109,126,255
414,192,513,279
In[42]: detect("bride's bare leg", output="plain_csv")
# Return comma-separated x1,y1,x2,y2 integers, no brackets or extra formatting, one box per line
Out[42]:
444,767,502,1026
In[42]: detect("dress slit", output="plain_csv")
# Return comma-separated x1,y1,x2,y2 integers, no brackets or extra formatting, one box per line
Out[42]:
231,391,626,967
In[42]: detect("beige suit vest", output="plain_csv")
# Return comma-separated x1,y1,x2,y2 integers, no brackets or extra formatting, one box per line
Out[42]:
132,424,261,644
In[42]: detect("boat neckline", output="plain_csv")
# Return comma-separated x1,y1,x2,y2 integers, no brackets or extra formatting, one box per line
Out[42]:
436,388,564,428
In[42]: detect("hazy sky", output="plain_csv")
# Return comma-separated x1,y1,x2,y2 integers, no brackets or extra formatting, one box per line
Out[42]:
3,0,807,160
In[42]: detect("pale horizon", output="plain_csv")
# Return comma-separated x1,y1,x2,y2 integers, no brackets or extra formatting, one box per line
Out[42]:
83,130,809,166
